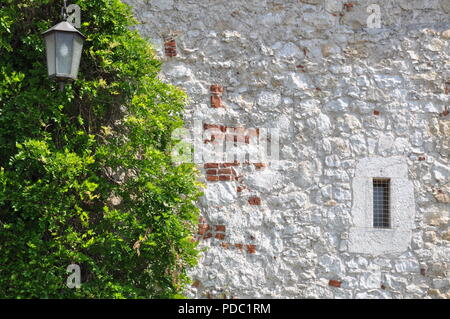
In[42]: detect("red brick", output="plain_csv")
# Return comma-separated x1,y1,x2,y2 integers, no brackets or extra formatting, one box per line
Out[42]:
373,110,380,116
211,95,222,108
343,2,354,11
215,225,226,232
222,161,240,167
198,224,209,236
253,163,267,169
215,233,225,240
204,163,219,168
219,175,232,181
203,124,221,130
246,244,256,254
206,169,217,175
248,196,261,205
237,186,244,192
218,168,232,175
418,156,426,161
328,280,341,288
210,85,224,94
234,243,243,250
164,39,177,57
165,50,176,57
207,176,219,182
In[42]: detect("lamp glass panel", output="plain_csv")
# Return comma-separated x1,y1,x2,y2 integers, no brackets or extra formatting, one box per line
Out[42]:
70,34,84,78
44,33,56,76
55,32,74,76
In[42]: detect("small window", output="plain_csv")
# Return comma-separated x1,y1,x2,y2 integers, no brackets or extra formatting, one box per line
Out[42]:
373,179,390,228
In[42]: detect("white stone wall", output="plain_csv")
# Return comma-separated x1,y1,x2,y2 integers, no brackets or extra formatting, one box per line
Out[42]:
124,0,450,298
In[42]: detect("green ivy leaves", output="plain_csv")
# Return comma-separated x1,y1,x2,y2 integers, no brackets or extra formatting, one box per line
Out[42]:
0,0,202,298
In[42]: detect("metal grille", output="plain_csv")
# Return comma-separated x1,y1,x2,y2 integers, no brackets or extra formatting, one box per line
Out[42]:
373,179,390,228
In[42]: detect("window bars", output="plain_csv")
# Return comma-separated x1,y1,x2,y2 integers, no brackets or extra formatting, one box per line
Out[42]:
373,178,390,228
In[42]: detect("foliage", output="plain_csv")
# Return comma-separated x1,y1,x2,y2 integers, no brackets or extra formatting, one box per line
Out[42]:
0,0,203,298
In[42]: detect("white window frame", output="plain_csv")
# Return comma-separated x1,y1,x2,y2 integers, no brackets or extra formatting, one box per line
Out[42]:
348,156,415,255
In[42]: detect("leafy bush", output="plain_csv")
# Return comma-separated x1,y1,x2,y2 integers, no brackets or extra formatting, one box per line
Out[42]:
0,0,202,298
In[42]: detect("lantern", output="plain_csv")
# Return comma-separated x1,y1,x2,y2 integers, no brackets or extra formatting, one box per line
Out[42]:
42,21,85,81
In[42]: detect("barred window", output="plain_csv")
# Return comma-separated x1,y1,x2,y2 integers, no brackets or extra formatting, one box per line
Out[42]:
373,179,390,228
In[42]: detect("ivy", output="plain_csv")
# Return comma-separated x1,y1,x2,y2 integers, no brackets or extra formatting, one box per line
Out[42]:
0,0,203,298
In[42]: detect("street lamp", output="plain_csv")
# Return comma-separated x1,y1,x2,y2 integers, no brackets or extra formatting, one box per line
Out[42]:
42,1,85,89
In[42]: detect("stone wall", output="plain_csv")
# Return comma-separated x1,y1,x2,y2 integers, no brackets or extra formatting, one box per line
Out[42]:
123,0,450,299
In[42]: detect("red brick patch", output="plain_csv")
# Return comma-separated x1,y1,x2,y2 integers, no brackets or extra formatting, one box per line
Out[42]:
329,280,342,288
222,161,240,167
253,163,267,169
210,85,224,108
211,95,222,108
248,196,261,205
215,233,225,240
207,176,219,182
246,244,256,254
218,168,232,175
203,124,222,130
198,224,209,236
164,38,177,57
343,2,354,11
217,242,256,254
210,84,224,94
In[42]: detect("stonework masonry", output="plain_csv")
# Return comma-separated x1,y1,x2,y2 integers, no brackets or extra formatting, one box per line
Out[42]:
124,0,450,298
